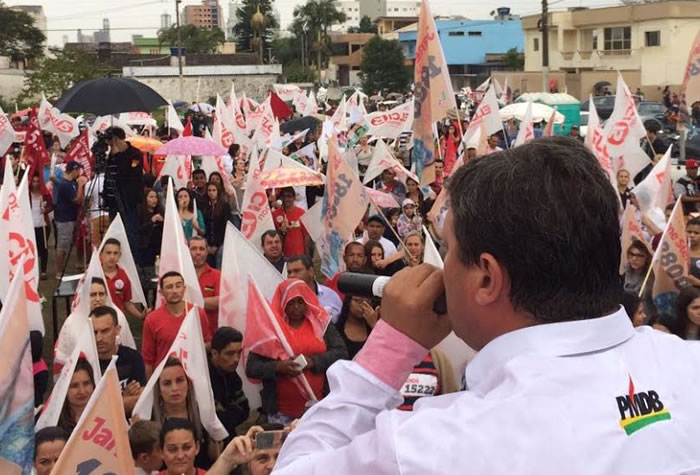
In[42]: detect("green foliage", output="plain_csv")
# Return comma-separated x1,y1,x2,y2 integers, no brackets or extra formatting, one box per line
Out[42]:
0,3,46,63
291,0,347,71
359,16,377,34
503,47,524,70
360,36,411,96
232,0,278,55
19,48,106,102
157,25,225,54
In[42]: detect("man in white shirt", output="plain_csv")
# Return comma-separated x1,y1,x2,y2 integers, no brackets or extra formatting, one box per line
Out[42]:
275,137,700,474
85,170,109,250
356,215,397,258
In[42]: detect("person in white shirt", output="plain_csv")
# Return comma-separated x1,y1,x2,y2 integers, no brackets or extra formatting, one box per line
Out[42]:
286,254,343,323
486,133,503,154
274,137,700,474
356,215,397,258
85,170,110,250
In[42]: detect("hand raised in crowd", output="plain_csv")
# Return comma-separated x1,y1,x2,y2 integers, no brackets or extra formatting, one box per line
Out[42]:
77,175,88,186
381,264,452,349
124,380,142,397
359,301,379,327
275,359,302,377
221,426,264,467
151,213,163,223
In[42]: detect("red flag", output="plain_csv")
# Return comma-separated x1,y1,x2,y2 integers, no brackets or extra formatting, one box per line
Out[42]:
182,117,193,137
22,109,49,190
64,129,94,179
269,91,292,120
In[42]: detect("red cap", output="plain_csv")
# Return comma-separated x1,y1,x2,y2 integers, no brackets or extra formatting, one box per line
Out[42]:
686,159,698,168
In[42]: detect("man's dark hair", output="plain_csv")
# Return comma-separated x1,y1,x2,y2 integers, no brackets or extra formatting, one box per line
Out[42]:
102,238,121,250
261,229,281,245
159,271,184,288
91,277,106,287
105,126,126,140
367,215,384,226
192,169,206,179
160,175,171,187
344,241,365,255
211,326,243,351
35,426,68,458
189,235,208,246
89,305,118,326
279,186,295,197
288,254,313,269
159,418,197,447
129,420,161,459
448,137,622,323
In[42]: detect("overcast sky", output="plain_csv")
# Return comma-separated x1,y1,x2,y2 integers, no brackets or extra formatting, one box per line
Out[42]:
6,0,619,47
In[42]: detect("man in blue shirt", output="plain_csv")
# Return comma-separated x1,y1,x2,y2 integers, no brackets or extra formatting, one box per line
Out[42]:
54,161,86,275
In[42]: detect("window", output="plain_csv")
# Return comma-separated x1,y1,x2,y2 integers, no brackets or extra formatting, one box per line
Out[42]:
645,30,660,47
468,31,482,36
448,31,465,37
603,26,631,51
533,37,539,51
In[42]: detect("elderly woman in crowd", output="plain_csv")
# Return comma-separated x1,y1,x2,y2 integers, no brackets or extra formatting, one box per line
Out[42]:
245,279,348,425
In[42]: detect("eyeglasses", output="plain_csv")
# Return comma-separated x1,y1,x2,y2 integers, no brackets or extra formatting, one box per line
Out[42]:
628,253,647,259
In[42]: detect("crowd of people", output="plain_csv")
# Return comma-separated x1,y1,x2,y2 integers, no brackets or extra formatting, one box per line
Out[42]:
3,74,698,474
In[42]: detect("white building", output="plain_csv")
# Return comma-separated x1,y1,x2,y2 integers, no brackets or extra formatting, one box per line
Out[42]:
161,12,172,29
333,0,361,31
359,0,420,21
226,0,242,40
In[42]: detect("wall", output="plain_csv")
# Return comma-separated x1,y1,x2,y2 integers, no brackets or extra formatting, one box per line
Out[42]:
0,69,29,102
400,19,524,65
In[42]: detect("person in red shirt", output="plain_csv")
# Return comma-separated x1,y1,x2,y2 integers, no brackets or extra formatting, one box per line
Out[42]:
189,236,221,332
271,187,309,258
100,238,146,319
325,242,368,300
142,271,212,377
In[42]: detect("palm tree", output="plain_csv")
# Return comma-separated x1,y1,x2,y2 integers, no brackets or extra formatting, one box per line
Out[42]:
292,0,346,74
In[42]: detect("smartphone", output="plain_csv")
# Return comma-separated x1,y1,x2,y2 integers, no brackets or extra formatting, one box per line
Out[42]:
255,430,288,450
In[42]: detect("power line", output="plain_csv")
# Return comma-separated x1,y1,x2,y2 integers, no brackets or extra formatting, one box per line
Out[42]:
49,0,163,22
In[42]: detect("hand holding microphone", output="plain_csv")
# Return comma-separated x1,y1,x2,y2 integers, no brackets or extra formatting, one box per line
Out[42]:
338,265,452,349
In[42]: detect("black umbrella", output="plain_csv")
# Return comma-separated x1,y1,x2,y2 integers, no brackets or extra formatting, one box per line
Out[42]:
280,116,322,135
55,77,168,115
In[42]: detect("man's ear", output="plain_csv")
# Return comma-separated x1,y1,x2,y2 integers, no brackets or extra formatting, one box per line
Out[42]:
473,253,506,307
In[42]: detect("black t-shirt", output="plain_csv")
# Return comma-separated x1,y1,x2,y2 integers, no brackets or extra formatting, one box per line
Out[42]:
99,345,146,391
106,144,144,209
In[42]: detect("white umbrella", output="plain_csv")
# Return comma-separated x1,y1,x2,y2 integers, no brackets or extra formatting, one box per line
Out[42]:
499,103,565,124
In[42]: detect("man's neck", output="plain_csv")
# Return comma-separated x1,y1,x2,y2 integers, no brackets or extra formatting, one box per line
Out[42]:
103,264,118,276
165,301,186,316
99,347,118,361
267,254,282,263
195,263,206,276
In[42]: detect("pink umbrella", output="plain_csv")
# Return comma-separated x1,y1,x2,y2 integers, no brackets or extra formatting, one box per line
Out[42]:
155,136,228,156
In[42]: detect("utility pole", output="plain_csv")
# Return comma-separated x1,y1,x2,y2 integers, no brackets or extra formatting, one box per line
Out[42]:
175,0,184,100
541,0,549,93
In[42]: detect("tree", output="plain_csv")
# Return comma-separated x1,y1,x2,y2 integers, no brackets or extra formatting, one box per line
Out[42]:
503,47,524,70
272,37,313,82
0,3,45,64
291,0,346,73
358,15,377,34
19,48,106,102
360,36,411,96
233,0,278,56
158,25,225,54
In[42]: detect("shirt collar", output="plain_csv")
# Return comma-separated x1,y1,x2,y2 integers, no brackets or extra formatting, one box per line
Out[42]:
464,306,635,393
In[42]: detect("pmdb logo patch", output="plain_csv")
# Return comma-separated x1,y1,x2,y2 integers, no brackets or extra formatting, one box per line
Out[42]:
616,376,671,436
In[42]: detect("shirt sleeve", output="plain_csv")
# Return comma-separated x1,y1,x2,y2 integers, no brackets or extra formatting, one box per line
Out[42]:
674,181,687,199
274,321,428,474
141,315,155,367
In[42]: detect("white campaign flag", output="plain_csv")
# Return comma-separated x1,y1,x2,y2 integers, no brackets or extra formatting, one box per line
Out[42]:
464,85,502,140
133,306,228,440
0,165,43,333
273,84,303,102
89,115,136,139
306,90,318,115
262,147,319,177
513,101,534,147
632,146,672,216
56,251,136,371
36,322,101,431
38,94,79,148
616,144,653,182
166,100,184,135
97,214,147,306
604,73,648,157
157,154,191,191
218,222,284,409
0,106,16,157
230,83,248,136
240,150,275,250
213,94,236,149
332,96,347,131
366,100,414,140
159,182,204,307
300,200,324,244
293,90,308,116
422,226,443,267
363,139,419,185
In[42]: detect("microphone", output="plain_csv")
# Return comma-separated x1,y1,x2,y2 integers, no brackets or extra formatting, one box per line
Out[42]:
337,273,447,315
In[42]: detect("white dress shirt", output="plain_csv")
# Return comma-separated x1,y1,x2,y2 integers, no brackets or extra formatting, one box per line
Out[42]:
274,308,700,474
315,282,343,323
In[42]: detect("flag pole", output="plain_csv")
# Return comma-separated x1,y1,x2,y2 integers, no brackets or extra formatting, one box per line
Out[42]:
637,263,654,298
367,194,408,252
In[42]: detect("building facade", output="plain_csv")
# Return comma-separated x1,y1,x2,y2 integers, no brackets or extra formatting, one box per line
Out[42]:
521,1,700,99
183,0,224,30
359,0,420,22
399,17,524,89
226,0,242,39
333,0,361,31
